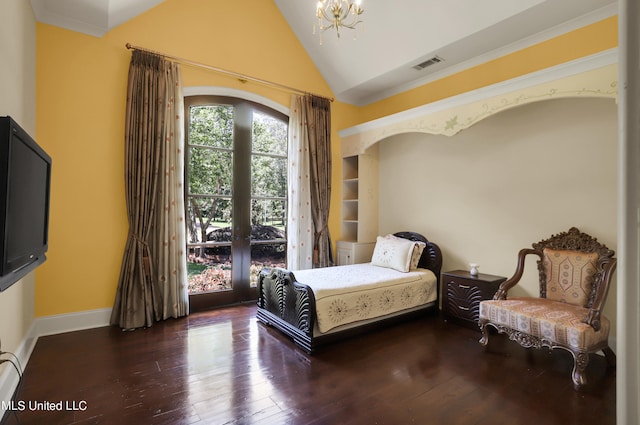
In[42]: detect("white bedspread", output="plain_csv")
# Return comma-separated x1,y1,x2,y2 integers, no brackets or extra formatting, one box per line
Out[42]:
292,263,437,333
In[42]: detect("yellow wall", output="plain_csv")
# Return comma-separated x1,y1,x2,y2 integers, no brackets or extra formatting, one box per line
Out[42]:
34,0,352,316
35,1,618,317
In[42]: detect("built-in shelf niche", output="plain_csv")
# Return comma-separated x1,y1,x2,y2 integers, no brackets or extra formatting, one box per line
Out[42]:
340,146,378,244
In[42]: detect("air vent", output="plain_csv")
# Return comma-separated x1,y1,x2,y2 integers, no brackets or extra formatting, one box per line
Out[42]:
413,56,444,70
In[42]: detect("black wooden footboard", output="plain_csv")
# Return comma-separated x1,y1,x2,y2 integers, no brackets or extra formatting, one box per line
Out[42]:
257,267,316,353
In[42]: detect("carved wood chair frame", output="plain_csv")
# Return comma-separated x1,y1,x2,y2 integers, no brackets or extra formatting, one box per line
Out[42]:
479,227,617,389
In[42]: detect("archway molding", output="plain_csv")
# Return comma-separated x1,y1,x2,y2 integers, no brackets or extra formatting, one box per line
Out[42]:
340,50,617,157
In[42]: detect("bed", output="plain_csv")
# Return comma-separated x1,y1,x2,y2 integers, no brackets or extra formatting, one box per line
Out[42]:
256,232,443,353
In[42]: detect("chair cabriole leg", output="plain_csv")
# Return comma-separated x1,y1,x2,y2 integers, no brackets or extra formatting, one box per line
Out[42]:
479,321,490,346
571,350,589,389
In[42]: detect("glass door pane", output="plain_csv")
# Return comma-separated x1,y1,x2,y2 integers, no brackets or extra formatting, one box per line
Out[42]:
186,104,235,295
249,199,287,286
186,196,232,294
250,111,288,286
185,98,288,310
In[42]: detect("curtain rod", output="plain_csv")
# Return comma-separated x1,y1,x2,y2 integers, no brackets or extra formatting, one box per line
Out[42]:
125,43,334,102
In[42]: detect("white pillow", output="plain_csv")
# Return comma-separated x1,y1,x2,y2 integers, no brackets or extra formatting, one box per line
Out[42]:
382,234,426,270
370,235,416,272
410,241,426,270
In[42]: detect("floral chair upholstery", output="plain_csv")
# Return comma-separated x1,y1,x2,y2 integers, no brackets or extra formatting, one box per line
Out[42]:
478,227,616,389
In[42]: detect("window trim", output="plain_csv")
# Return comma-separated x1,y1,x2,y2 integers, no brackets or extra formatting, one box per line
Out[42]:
184,86,289,117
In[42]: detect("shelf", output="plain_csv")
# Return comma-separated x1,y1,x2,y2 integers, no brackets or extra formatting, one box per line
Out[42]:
341,221,358,242
342,156,358,180
342,201,358,221
340,149,378,244
342,179,358,200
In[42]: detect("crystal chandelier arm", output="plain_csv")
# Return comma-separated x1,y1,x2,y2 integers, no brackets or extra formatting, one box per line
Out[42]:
341,3,363,29
315,0,364,36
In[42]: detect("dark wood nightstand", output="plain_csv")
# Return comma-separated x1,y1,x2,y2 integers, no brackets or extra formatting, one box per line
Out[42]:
442,270,507,330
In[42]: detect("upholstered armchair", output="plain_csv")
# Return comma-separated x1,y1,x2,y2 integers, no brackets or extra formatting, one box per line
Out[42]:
478,227,616,389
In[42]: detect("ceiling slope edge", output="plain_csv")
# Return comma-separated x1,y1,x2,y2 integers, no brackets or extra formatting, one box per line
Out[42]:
339,48,618,158
31,0,166,38
31,0,109,37
354,3,618,106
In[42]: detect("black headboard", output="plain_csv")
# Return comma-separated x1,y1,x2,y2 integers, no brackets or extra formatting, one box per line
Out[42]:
394,231,443,284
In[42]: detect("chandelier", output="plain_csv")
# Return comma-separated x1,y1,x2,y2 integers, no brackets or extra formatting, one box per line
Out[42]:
314,0,364,41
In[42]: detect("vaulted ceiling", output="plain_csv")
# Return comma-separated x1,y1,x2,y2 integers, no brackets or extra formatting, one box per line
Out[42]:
31,0,618,105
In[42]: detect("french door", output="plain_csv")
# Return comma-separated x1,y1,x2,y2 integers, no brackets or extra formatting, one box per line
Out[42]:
184,96,288,311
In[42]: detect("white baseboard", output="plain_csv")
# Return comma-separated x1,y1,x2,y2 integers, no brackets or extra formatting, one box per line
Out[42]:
0,307,112,417
35,307,112,337
0,321,37,419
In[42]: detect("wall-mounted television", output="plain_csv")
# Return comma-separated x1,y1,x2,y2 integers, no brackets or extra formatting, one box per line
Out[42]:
0,116,52,292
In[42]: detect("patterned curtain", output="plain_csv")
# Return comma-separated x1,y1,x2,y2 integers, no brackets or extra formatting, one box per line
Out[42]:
151,59,189,320
287,95,313,270
304,95,333,268
110,50,189,329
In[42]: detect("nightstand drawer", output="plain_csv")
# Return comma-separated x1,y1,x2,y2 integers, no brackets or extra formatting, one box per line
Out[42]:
442,270,506,330
446,280,485,301
445,283,484,322
444,295,481,322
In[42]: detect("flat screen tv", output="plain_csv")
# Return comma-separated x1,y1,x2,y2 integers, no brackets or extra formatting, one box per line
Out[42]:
0,116,52,292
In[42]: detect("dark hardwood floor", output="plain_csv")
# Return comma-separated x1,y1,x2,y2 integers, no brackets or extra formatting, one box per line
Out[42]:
2,304,615,425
